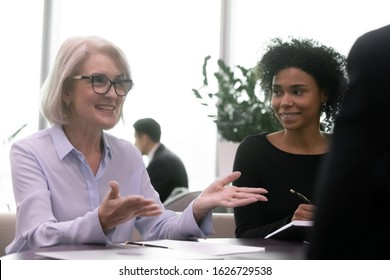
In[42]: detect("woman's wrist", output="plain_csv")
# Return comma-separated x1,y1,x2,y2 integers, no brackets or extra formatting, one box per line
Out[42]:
192,197,211,224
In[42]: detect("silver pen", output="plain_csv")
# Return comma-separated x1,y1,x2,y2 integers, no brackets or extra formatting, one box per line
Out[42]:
125,241,171,249
290,188,311,204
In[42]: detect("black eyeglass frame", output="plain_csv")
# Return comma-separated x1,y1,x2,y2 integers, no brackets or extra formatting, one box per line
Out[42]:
72,75,133,96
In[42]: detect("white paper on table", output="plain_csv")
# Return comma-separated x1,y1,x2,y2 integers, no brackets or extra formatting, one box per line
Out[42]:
35,246,221,260
131,239,265,256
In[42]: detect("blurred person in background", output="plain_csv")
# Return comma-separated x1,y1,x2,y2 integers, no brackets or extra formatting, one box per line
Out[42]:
133,118,188,202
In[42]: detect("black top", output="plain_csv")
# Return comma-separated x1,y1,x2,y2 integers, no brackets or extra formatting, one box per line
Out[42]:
147,144,188,202
233,133,326,239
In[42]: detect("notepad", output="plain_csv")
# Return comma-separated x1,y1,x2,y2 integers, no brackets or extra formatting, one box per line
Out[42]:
265,220,313,241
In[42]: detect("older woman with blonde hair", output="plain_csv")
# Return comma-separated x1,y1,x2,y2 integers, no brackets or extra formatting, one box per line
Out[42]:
6,36,268,254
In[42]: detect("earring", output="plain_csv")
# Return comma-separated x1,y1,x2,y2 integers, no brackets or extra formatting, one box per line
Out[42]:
65,101,71,108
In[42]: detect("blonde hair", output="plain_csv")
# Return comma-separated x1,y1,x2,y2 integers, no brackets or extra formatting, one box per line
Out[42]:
40,36,132,125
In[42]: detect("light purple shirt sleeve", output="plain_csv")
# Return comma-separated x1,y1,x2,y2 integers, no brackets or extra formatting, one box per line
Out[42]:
5,125,213,254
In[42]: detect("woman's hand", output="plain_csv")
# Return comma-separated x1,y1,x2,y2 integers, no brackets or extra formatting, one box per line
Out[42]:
292,204,315,221
98,181,162,233
192,171,268,223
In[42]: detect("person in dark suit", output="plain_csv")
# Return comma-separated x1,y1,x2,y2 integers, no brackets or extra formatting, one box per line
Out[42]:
307,24,390,259
133,118,189,202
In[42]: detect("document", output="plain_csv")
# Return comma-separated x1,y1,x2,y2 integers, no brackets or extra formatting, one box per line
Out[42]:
264,220,313,241
129,239,265,256
35,239,265,260
35,246,221,260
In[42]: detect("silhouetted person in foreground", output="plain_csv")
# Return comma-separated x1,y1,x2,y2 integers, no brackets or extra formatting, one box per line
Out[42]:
307,24,390,259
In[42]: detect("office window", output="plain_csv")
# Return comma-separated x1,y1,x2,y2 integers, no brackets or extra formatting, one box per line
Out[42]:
232,0,390,67
0,1,43,212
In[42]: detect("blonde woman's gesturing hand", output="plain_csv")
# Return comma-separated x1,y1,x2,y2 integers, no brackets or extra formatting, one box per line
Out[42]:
98,181,162,233
193,171,268,223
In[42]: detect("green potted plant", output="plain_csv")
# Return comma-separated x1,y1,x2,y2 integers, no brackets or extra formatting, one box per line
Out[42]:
192,56,281,143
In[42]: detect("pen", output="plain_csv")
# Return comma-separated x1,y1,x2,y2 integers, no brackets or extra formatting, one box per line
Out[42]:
125,241,171,249
290,188,311,204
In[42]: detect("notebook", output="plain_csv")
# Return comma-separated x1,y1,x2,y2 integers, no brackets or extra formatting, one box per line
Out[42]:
264,220,313,242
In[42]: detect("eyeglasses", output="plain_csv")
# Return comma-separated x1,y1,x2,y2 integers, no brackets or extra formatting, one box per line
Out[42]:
72,75,133,96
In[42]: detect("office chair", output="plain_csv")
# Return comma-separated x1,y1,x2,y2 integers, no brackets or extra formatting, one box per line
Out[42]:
163,190,202,212
0,212,16,256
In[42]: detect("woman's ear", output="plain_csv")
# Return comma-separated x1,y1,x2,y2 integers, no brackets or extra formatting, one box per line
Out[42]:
62,92,72,107
320,90,328,103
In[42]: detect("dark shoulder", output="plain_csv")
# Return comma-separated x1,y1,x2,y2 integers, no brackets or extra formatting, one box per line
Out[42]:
154,144,181,161
236,132,273,156
156,144,172,156
241,132,270,144
239,132,271,148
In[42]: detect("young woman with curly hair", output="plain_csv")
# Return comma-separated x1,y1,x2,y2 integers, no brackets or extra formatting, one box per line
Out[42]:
233,37,348,240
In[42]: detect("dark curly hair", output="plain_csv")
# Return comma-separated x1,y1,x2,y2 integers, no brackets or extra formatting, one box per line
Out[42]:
257,37,348,131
